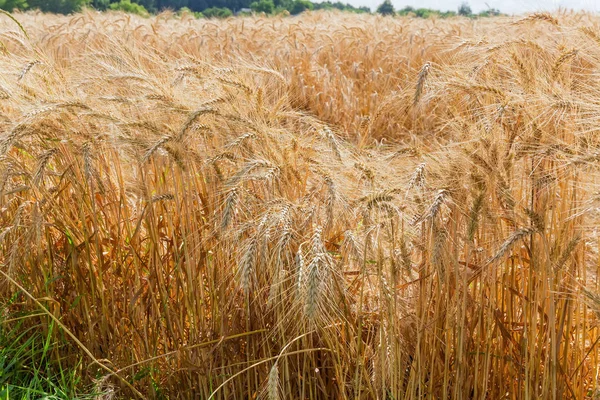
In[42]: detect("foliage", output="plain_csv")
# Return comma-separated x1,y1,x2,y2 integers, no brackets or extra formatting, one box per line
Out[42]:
398,6,456,18
199,4,231,16
0,0,506,18
178,5,203,16
396,4,502,18
376,0,393,15
397,6,457,18
250,0,272,13
27,0,87,13
0,0,27,11
187,0,242,14
109,0,148,14
312,1,369,13
132,0,155,12
477,7,500,17
289,0,310,14
458,1,471,15
89,0,108,10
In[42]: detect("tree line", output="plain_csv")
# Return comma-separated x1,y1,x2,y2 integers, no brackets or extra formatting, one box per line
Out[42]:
0,0,500,20
376,0,500,18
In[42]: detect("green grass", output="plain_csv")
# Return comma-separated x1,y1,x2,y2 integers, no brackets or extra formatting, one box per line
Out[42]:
0,308,98,400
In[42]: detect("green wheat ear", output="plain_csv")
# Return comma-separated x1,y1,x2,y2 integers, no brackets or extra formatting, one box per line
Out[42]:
0,10,29,40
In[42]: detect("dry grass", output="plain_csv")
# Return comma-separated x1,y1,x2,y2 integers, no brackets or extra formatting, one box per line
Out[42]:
1,8,600,399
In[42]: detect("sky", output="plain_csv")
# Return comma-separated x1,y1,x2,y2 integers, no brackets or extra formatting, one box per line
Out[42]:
342,0,600,14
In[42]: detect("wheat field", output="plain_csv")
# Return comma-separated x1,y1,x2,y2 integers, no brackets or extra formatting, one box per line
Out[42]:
1,8,600,399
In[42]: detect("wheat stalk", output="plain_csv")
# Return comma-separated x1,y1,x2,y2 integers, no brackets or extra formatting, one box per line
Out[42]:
414,62,431,106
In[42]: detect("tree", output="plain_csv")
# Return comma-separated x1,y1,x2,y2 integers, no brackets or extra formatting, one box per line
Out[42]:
28,0,88,13
109,0,149,14
202,5,232,17
133,0,155,12
90,0,109,10
289,0,311,14
156,0,188,11
187,0,243,13
397,5,412,15
312,1,370,13
250,0,273,13
478,6,500,16
0,0,27,10
186,0,207,11
376,0,394,15
457,1,471,16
